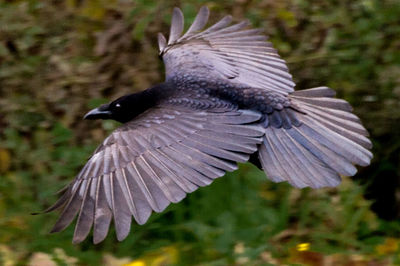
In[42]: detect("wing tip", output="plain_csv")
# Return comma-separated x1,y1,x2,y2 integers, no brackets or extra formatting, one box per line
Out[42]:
93,234,107,244
116,229,131,242
199,5,210,14
158,33,167,54
49,225,63,234
72,235,86,245
168,7,185,45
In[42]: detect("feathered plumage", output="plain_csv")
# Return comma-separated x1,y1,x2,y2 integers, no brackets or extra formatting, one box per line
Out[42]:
44,6,372,244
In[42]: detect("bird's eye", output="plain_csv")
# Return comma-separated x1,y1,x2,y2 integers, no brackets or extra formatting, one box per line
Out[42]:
115,103,121,108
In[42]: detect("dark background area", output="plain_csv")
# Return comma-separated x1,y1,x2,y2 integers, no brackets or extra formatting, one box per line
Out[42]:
0,0,399,265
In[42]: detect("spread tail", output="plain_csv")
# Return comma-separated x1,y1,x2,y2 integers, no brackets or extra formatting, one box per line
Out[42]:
256,87,372,188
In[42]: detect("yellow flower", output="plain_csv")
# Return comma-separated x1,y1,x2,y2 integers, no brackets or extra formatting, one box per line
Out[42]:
376,238,399,255
124,260,146,266
123,246,178,266
296,243,310,252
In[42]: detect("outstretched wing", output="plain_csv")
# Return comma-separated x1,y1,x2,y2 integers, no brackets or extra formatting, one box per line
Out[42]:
158,6,295,95
47,103,264,244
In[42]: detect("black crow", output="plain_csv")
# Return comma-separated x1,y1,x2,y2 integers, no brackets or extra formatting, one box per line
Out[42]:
45,6,372,244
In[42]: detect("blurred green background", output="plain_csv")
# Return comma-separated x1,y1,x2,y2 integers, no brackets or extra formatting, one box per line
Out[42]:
1,0,400,265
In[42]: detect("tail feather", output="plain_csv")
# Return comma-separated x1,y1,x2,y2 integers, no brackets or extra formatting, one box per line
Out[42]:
299,116,371,166
289,86,336,97
256,87,372,188
286,125,358,176
301,107,372,149
299,101,361,123
291,96,353,112
298,102,368,136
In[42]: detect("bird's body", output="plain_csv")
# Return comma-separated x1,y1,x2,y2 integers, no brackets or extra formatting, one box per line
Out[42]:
45,6,372,244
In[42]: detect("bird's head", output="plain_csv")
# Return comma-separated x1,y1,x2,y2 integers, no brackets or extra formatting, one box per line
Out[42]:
84,95,140,123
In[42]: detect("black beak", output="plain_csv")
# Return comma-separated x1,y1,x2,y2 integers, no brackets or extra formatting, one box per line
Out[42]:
83,106,112,120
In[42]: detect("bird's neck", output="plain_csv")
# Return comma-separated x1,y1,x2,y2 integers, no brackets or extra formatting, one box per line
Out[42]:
120,83,171,122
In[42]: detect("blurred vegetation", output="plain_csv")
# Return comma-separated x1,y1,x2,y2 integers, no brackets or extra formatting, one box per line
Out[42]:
1,0,400,265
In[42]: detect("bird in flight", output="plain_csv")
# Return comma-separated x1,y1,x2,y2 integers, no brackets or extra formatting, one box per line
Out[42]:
45,6,372,244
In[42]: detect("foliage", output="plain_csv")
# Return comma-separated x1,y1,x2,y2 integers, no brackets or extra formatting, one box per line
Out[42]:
0,0,399,265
